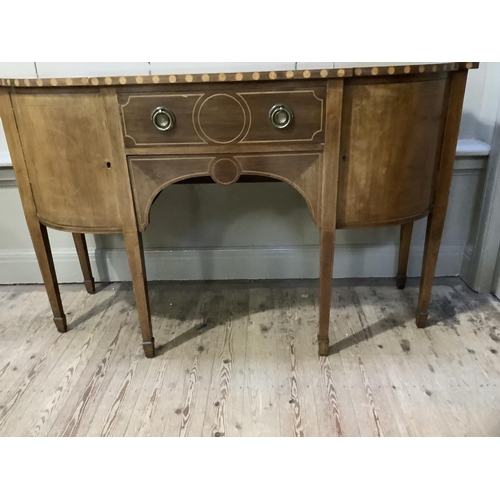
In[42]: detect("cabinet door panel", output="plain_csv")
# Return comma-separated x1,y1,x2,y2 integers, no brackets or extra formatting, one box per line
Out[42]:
337,77,448,228
12,92,121,231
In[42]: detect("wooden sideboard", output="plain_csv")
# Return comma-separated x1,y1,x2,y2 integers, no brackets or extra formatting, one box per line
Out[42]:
0,63,478,358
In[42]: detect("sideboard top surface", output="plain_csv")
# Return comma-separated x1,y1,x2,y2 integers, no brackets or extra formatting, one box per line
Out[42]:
0,62,478,89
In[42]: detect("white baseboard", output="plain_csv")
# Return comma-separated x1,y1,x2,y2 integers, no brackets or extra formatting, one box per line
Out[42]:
0,244,464,284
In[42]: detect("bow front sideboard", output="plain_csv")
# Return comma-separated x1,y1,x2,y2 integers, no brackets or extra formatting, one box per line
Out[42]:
0,63,477,358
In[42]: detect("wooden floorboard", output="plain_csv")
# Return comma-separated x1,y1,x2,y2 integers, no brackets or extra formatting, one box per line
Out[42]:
1,277,499,437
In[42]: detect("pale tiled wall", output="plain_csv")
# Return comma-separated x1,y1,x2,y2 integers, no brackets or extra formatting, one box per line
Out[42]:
35,62,150,78
0,62,37,78
1,61,495,144
0,62,495,282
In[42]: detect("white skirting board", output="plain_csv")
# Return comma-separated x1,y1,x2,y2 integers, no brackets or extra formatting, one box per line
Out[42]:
0,144,487,285
0,244,464,284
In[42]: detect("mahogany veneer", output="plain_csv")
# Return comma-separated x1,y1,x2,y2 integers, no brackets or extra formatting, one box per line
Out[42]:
0,63,477,358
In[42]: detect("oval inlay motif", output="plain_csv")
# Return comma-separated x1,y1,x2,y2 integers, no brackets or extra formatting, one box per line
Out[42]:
210,158,241,185
197,94,247,144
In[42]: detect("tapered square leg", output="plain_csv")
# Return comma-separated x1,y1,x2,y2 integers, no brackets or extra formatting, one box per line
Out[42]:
53,315,67,333
317,80,343,356
396,222,413,289
416,208,446,328
123,230,154,358
30,222,67,332
415,71,469,328
0,93,66,332
141,340,155,358
318,229,335,356
72,233,95,294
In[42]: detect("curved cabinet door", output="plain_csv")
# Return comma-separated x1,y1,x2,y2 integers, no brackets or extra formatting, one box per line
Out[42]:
337,77,448,228
12,92,121,232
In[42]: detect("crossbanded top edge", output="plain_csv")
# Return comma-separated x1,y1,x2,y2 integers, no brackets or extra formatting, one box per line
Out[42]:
0,63,478,88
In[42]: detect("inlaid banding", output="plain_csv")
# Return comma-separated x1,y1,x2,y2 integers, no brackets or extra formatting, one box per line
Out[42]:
210,157,241,185
0,63,477,87
196,94,248,144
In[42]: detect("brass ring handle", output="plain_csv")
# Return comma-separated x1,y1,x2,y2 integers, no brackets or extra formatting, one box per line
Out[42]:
269,104,294,129
151,107,176,131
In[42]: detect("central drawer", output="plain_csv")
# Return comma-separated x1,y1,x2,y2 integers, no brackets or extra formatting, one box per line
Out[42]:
118,87,325,148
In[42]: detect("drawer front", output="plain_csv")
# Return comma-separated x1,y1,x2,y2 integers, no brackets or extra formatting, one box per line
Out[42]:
119,88,325,148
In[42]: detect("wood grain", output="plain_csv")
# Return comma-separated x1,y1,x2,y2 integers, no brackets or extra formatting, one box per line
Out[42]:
0,92,67,332
124,285,202,437
11,92,122,232
119,87,325,147
318,229,334,356
160,289,224,437
203,288,249,437
207,290,245,437
417,71,469,327
86,287,169,438
273,288,304,437
27,292,125,437
22,285,132,437
243,288,280,436
0,64,476,361
0,63,477,88
123,230,153,357
72,233,95,294
337,78,447,228
317,80,343,355
129,153,323,231
1,278,499,437
397,222,414,289
0,288,85,434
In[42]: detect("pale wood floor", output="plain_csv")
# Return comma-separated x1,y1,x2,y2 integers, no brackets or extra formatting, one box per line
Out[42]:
1,278,499,437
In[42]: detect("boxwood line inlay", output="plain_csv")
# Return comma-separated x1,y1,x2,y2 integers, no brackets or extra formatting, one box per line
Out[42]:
0,62,478,359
